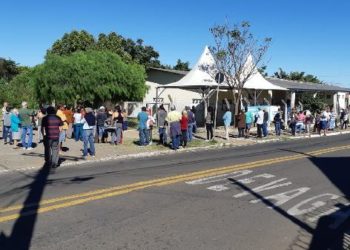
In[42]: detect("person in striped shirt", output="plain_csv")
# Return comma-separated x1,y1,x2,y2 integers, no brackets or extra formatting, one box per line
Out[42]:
41,106,63,168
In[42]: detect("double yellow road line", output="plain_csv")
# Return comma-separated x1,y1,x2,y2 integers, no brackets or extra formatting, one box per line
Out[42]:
0,144,349,224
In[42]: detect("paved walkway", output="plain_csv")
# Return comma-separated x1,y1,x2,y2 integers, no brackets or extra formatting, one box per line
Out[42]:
0,126,349,175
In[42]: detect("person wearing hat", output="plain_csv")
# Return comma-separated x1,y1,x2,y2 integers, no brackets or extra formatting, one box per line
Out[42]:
96,106,107,143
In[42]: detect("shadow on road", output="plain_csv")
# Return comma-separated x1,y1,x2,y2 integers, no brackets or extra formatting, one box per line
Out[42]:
308,157,350,250
0,165,94,250
229,156,350,250
0,165,50,250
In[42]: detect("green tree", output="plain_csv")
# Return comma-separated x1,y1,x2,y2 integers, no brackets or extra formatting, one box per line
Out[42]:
0,69,37,108
33,51,147,105
0,58,19,81
173,59,190,71
273,68,325,112
48,30,162,68
47,30,95,56
96,32,131,62
274,68,322,83
258,66,268,77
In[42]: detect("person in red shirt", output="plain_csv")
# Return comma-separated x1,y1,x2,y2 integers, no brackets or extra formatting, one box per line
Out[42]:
180,110,188,148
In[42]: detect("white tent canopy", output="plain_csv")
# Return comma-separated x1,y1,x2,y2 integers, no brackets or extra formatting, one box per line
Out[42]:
162,46,286,91
241,55,287,91
163,46,219,89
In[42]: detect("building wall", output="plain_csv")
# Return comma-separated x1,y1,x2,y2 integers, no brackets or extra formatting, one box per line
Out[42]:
127,81,202,118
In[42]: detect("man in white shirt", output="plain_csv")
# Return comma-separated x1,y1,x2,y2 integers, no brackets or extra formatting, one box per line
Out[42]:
256,108,264,138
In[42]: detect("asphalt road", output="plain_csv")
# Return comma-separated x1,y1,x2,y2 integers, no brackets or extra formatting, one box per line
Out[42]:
0,135,350,250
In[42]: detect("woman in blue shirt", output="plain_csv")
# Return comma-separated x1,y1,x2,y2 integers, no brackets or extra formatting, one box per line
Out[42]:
222,107,232,140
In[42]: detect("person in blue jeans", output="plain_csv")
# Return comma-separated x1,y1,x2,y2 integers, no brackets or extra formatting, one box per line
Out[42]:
73,108,84,141
186,106,195,142
81,108,96,158
3,106,12,144
137,107,149,146
18,101,35,150
274,109,282,136
262,109,269,137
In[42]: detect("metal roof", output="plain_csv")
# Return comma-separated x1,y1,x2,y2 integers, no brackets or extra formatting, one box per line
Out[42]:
266,77,350,92
147,67,188,76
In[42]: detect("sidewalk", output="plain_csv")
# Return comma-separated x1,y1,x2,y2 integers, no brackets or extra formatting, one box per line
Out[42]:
0,126,349,175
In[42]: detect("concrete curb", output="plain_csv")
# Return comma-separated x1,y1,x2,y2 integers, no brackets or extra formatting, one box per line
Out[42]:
1,130,349,175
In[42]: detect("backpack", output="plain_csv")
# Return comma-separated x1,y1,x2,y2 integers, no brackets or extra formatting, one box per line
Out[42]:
188,111,195,123
3,112,11,127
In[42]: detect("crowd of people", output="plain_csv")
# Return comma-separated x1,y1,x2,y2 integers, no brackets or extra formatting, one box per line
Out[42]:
1,101,131,167
144,105,196,150
2,100,350,167
282,106,350,137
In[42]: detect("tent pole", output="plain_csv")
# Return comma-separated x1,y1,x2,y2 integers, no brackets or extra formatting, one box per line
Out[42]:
254,89,257,106
155,87,159,127
214,85,220,140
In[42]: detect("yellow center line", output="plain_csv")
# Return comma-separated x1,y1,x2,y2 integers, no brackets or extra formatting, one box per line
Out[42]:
0,144,349,223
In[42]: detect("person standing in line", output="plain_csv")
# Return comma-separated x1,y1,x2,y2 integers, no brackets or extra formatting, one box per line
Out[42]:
2,102,9,140
222,107,232,140
63,106,74,139
19,101,35,150
256,108,264,138
11,108,21,149
237,109,246,138
81,107,96,158
295,111,305,134
245,107,254,138
314,110,321,134
96,106,107,143
262,109,269,137
328,108,336,130
41,106,63,168
56,104,68,151
273,109,282,136
146,108,155,145
3,106,12,144
73,108,83,141
341,109,349,129
205,106,214,141
111,105,124,145
157,104,167,146
122,109,128,131
137,107,149,146
180,110,188,148
289,108,297,136
304,110,313,137
186,106,195,142
319,108,329,136
166,106,181,150
191,106,197,134
36,107,45,143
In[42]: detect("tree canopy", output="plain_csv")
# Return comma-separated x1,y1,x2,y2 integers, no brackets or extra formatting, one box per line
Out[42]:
210,21,271,114
33,50,147,105
47,30,161,68
273,68,326,112
0,58,20,82
273,68,323,84
173,59,190,71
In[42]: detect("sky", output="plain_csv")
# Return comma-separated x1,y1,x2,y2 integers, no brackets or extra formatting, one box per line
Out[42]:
1,0,350,87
